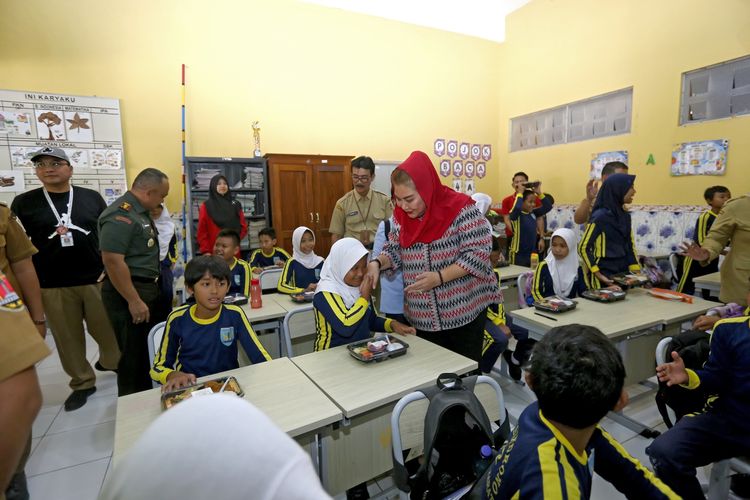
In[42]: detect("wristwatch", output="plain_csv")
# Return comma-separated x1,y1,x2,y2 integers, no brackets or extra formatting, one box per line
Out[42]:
32,316,47,325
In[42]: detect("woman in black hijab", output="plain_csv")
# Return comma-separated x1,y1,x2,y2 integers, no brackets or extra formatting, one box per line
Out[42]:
196,174,247,255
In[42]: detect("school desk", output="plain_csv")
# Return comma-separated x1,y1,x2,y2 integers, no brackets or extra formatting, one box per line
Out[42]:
112,357,342,472
693,271,721,298
289,334,501,494
240,293,305,358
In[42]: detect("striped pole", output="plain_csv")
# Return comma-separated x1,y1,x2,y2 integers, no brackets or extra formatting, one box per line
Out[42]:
180,64,188,262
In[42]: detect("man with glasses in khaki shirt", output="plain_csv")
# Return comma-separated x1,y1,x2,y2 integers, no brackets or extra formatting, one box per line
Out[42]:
329,156,392,250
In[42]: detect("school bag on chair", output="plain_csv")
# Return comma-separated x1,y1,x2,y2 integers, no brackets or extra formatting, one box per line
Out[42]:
655,329,712,428
393,373,510,499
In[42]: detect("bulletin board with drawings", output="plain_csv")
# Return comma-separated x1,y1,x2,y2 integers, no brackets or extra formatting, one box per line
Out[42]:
0,89,128,206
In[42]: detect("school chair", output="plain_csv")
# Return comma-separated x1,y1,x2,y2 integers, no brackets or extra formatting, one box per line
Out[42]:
259,268,282,292
390,375,508,500
281,304,317,357
516,271,534,308
147,321,167,388
655,337,677,425
668,253,680,285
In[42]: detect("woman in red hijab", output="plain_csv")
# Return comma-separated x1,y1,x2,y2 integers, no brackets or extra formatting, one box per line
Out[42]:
368,151,500,361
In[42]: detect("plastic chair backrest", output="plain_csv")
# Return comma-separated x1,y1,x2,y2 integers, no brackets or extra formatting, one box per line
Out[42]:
147,321,166,388
259,268,282,291
390,375,506,497
282,304,316,357
516,271,534,308
655,336,673,365
669,253,680,283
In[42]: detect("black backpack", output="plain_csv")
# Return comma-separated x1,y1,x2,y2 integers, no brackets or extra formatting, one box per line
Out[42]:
655,329,712,428
393,373,510,499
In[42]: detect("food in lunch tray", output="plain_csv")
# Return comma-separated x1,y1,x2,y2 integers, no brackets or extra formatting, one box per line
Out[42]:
367,340,388,353
161,377,243,410
613,274,649,287
584,289,626,301
535,297,576,311
352,346,374,360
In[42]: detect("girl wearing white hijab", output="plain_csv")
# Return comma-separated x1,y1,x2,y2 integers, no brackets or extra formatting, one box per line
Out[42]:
313,238,414,350
277,226,325,294
530,228,588,301
100,394,331,500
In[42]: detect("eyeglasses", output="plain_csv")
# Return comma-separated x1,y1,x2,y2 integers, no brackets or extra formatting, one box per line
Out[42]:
34,160,68,169
352,175,371,182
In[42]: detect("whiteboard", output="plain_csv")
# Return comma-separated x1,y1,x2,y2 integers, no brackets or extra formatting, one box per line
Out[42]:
372,160,399,196
0,89,128,205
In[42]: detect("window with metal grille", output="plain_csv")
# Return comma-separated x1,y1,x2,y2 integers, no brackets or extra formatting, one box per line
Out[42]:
680,54,750,124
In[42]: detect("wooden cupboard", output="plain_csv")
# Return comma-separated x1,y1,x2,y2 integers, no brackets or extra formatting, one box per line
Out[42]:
265,153,353,257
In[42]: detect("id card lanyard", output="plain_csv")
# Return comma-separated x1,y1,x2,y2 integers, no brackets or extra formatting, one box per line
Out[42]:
43,187,90,245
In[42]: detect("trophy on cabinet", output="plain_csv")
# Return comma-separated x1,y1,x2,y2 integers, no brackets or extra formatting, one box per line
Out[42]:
252,121,262,158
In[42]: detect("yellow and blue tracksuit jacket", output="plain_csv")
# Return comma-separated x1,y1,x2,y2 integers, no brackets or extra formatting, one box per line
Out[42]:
578,216,640,289
248,246,291,273
531,260,588,302
508,193,553,265
150,303,270,384
228,257,252,296
277,258,324,294
313,291,393,350
482,402,678,499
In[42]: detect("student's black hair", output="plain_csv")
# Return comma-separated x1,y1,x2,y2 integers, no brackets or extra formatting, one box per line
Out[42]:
351,156,375,175
601,161,628,177
512,171,529,181
216,228,241,247
528,324,625,429
522,189,537,201
258,227,276,239
491,236,500,253
704,185,730,202
184,255,231,288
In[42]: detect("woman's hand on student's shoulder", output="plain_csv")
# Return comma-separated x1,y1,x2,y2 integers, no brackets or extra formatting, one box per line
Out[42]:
656,351,689,387
163,371,197,393
366,261,381,289
392,321,416,336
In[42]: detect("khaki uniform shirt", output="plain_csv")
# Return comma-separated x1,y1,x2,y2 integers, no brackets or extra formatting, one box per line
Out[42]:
329,189,392,244
98,191,159,279
0,202,37,297
702,195,750,306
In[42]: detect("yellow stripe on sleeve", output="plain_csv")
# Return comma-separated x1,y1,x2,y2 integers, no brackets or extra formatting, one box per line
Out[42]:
150,306,190,384
531,261,547,302
324,293,369,326
537,439,567,499
277,259,304,294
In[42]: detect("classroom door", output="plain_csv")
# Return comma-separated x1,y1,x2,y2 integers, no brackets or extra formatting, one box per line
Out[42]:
313,162,349,256
268,162,314,253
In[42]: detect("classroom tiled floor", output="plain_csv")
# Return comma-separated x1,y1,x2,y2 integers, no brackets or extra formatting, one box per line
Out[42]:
28,335,712,500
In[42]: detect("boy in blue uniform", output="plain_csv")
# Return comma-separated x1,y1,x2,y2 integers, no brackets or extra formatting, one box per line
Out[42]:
483,324,677,500
248,227,290,275
213,229,251,296
508,184,553,266
151,255,269,391
647,287,750,499
313,238,413,351
676,185,731,297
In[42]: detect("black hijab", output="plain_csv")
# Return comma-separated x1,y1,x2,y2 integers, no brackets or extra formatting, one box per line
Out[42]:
205,175,242,232
591,173,636,238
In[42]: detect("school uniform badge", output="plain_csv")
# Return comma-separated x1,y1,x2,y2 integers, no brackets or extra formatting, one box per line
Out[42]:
0,274,25,311
219,327,235,346
234,275,241,285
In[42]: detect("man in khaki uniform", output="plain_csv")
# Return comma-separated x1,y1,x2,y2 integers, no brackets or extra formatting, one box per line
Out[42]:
99,168,169,396
329,156,392,249
685,194,750,306
0,272,50,500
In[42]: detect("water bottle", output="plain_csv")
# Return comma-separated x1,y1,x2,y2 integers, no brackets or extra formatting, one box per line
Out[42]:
473,444,494,477
250,278,262,309
530,252,539,270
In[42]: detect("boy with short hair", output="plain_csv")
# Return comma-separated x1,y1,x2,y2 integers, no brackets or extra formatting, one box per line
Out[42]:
500,172,541,242
248,227,290,275
213,229,252,296
150,255,270,392
508,185,553,266
676,185,731,296
483,325,677,499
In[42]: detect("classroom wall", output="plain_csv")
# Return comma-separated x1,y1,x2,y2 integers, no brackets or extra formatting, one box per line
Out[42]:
496,0,750,205
0,0,502,210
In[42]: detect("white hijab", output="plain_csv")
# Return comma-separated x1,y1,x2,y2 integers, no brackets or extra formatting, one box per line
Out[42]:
99,394,330,500
292,226,324,269
315,238,369,308
545,228,580,297
471,193,492,216
153,204,175,261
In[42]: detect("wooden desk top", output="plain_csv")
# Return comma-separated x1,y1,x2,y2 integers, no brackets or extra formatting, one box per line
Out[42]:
693,272,721,286
498,265,530,281
290,334,476,418
509,288,713,340
113,357,342,463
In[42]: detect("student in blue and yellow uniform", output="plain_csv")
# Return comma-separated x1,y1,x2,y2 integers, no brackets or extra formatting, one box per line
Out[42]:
151,255,269,391
579,173,641,289
213,229,251,296
648,287,750,499
508,183,553,266
313,238,414,351
676,185,731,297
277,226,324,295
248,227,290,275
483,324,678,500
531,228,588,301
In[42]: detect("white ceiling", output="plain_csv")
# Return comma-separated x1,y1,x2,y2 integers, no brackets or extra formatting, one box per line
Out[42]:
300,0,530,43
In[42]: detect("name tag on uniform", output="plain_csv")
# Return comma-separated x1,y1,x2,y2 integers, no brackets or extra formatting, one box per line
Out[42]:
346,211,359,217
60,233,75,247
